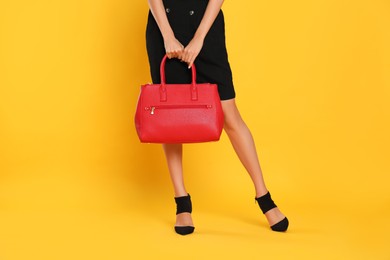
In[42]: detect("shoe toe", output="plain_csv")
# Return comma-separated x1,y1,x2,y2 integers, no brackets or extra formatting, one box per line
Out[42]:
270,217,289,232
175,226,195,235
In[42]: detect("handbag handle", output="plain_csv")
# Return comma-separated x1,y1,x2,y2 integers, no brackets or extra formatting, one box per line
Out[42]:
159,54,198,102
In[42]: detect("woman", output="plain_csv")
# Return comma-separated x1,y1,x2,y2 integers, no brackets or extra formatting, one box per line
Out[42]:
146,0,289,235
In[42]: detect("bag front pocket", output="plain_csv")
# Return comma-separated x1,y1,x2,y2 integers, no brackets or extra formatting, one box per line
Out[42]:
145,104,213,115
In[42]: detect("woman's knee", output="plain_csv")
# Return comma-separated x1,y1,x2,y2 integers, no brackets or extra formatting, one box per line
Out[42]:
162,143,182,154
221,99,244,132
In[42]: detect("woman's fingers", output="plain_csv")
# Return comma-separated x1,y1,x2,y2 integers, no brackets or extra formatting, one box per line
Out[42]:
168,46,184,58
188,56,195,68
180,49,197,68
165,36,203,66
165,38,200,68
181,37,203,67
184,52,194,68
167,49,180,59
164,38,184,59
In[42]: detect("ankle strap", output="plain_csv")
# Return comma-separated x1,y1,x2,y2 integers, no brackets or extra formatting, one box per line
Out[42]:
175,194,192,215
255,192,277,214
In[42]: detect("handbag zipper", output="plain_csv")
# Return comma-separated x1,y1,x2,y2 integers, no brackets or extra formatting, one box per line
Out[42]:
145,104,213,115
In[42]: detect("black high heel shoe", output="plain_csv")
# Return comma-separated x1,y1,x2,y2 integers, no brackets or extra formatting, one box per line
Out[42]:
174,194,195,235
255,192,289,232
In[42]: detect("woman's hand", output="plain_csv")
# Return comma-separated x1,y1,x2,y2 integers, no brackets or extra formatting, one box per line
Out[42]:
164,35,184,59
180,35,204,68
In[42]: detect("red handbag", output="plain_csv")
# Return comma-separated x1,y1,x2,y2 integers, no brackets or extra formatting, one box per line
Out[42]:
135,55,224,143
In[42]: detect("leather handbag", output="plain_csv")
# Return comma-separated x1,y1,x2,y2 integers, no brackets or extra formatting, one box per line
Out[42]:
135,55,224,143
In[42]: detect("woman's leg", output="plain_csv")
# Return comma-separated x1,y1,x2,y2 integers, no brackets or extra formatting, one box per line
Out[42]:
162,144,194,227
221,99,286,226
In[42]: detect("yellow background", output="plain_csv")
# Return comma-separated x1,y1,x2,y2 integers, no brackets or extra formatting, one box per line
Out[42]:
1,0,389,259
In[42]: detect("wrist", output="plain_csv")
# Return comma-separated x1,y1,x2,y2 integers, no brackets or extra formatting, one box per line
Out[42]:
162,30,175,41
193,31,206,41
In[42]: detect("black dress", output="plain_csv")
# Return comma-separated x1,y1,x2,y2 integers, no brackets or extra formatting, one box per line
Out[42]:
146,0,236,101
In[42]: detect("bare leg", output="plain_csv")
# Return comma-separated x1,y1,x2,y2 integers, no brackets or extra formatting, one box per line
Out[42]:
221,99,286,226
162,143,193,227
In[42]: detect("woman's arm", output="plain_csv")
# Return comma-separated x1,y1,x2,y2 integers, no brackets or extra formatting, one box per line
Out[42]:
148,0,184,58
183,0,225,68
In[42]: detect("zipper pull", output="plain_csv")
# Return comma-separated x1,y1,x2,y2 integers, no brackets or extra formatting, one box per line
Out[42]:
150,107,155,115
